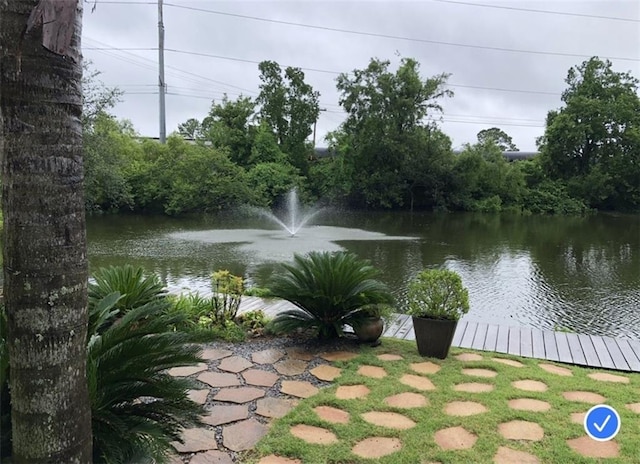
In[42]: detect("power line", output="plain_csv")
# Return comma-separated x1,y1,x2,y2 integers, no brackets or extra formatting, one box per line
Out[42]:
163,3,640,62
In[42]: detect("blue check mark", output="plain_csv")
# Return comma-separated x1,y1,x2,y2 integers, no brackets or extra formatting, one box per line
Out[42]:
584,405,620,441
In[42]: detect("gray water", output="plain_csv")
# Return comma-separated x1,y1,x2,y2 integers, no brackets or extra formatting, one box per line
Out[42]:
86,211,640,339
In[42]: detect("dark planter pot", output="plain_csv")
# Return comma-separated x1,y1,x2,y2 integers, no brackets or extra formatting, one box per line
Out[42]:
411,316,458,359
353,317,384,343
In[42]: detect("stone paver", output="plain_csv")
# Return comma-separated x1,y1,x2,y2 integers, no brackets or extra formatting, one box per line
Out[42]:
384,392,428,408
280,380,319,398
314,405,350,424
223,418,269,451
498,420,544,441
252,348,286,364
256,397,298,419
570,412,586,424
190,450,233,464
289,424,338,444
566,437,620,458
167,363,208,377
242,368,279,387
453,382,494,393
218,356,253,373
462,368,497,378
358,365,387,379
202,348,233,361
258,456,302,464
213,387,265,403
335,384,370,399
492,358,524,368
493,447,540,464
455,353,483,361
512,380,548,392
400,374,436,391
197,371,241,388
188,389,209,405
320,351,359,362
508,398,551,412
309,364,342,381
587,372,630,383
410,361,441,374
172,428,218,453
444,401,488,416
202,405,249,426
377,353,403,361
626,403,640,413
538,363,573,376
562,391,605,404
274,359,308,376
361,411,416,429
351,437,402,459
285,347,315,361
434,426,477,450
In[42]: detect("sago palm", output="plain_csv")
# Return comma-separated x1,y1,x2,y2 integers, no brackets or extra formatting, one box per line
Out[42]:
267,251,394,339
89,264,167,312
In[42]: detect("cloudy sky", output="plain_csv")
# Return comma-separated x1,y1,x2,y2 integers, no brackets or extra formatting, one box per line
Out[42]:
83,0,639,151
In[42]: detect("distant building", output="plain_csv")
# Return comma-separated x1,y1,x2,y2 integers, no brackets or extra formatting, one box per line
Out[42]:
313,147,538,161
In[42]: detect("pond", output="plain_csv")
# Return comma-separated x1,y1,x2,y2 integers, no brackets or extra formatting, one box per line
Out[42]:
86,211,640,339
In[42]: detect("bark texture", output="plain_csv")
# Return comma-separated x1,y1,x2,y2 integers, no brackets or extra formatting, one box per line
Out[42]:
0,1,92,462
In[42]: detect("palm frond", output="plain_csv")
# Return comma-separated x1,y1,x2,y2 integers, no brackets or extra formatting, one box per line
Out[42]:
89,265,167,313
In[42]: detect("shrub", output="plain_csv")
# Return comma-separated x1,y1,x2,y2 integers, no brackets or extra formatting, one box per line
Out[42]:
210,270,243,323
406,269,469,321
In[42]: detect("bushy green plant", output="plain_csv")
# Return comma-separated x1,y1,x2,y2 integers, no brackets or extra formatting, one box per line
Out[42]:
243,286,274,298
406,269,469,321
210,270,243,323
89,265,166,314
267,251,394,339
237,309,270,336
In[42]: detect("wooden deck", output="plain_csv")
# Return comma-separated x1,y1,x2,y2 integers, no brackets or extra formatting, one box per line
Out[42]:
236,296,640,372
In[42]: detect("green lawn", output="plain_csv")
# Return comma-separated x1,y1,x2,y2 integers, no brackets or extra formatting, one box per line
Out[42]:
244,338,640,463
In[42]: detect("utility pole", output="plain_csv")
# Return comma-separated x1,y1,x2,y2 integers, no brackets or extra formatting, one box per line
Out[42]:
158,0,166,143
313,108,327,147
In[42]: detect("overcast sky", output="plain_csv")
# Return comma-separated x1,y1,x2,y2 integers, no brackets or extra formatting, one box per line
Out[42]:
82,0,640,152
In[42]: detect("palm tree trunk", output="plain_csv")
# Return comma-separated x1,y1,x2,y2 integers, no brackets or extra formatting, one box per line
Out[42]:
0,1,92,462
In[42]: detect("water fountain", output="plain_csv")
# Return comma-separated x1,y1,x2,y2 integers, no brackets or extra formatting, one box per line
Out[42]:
253,188,323,237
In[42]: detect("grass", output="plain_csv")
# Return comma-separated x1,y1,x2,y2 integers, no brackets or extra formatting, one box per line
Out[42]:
244,338,640,463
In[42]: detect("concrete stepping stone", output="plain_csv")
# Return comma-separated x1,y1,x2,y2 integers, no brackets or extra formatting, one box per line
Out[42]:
335,384,370,399
410,361,441,374
508,399,551,412
400,374,436,391
587,372,630,383
434,426,477,450
492,358,524,368
626,403,640,413
289,424,338,445
310,365,342,381
493,446,540,464
213,387,265,403
201,348,233,361
197,371,241,388
538,363,573,376
172,428,218,453
511,380,548,392
562,391,605,404
462,368,497,378
377,353,403,361
453,382,494,393
357,365,387,378
242,368,279,387
167,454,183,464
218,356,253,373
285,347,315,361
222,418,269,451
384,392,428,408
274,359,308,376
351,437,402,459
252,348,285,364
313,405,350,424
444,401,488,416
258,456,302,464
361,411,416,429
167,363,208,377
190,450,233,464
570,412,586,424
455,353,483,361
256,397,298,419
320,351,359,362
202,404,249,426
188,389,209,405
566,436,620,458
280,380,319,398
498,420,544,441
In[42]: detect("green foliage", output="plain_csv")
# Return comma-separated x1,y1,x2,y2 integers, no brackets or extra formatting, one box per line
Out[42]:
246,162,303,207
477,127,518,151
407,269,470,321
267,251,394,339
236,309,270,336
211,270,244,323
243,286,274,298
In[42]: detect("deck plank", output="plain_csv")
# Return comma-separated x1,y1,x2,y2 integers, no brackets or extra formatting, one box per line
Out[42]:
383,314,409,338
452,321,468,347
520,328,533,358
471,323,489,351
542,330,559,361
495,324,509,353
507,326,521,356
460,321,478,349
589,335,616,370
565,333,588,366
601,336,630,371
616,339,640,372
531,328,546,360
554,332,573,364
483,324,499,351
394,316,414,340
577,334,601,367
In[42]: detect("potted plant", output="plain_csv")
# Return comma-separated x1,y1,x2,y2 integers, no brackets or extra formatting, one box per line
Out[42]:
406,269,469,359
350,304,393,345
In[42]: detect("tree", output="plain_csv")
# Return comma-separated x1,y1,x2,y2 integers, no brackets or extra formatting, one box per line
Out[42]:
177,117,202,140
82,60,123,130
477,127,518,151
1,0,92,462
538,57,640,210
